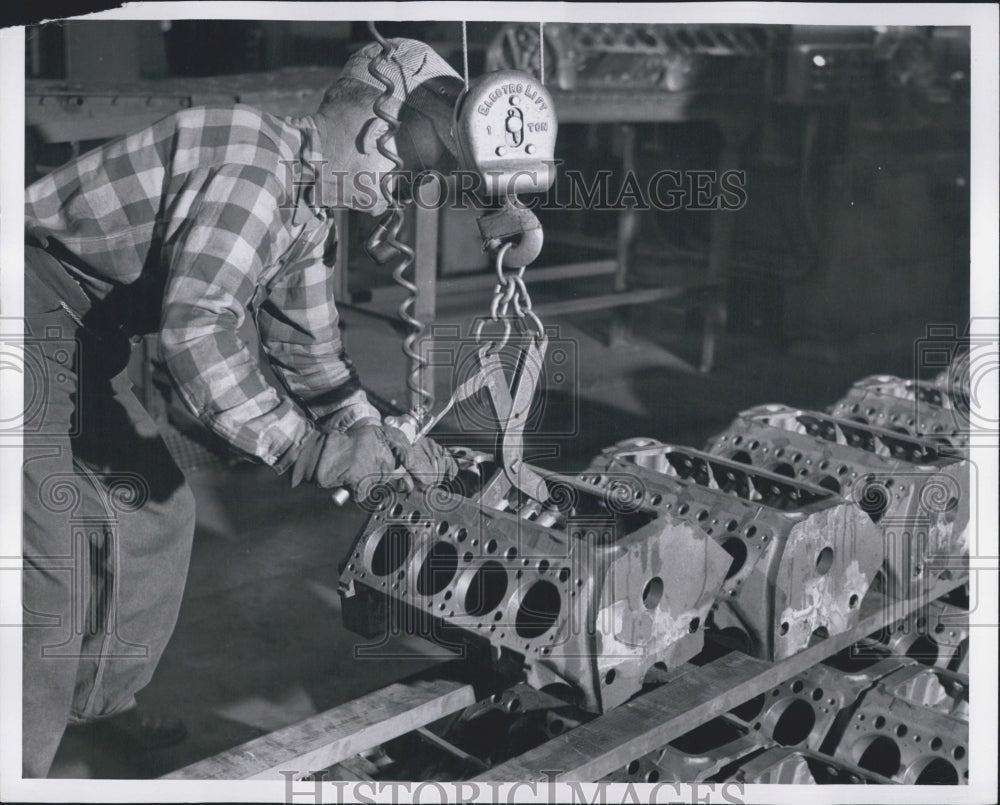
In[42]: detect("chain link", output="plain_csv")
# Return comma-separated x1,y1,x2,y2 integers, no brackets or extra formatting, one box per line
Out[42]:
475,242,546,351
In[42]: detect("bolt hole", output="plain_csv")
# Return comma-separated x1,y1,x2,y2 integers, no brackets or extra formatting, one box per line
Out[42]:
642,577,664,609
816,546,834,575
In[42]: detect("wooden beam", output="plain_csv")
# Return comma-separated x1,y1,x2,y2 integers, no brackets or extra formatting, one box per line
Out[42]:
474,576,967,782
163,676,476,780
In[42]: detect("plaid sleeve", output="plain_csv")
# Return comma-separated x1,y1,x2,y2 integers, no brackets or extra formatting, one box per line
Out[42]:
256,222,381,432
158,162,313,471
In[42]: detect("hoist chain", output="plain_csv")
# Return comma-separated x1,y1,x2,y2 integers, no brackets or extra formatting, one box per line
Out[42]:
473,242,545,351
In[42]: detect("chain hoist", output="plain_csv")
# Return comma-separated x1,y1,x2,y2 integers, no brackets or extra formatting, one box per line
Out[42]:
451,38,558,501
352,23,559,505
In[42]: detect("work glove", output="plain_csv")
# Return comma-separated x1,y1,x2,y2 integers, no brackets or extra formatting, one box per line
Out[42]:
290,422,397,496
382,426,459,490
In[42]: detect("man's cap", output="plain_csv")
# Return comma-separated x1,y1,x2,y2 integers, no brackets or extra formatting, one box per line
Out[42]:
338,38,465,162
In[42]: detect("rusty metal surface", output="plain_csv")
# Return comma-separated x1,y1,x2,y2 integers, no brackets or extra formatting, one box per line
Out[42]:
328,362,972,783
705,404,970,599
338,455,731,713
584,440,885,662
828,662,969,784
728,746,896,784
827,374,970,449
602,651,909,782
877,598,970,673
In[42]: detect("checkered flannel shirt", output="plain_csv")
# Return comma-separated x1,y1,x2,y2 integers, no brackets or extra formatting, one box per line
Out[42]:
25,105,381,472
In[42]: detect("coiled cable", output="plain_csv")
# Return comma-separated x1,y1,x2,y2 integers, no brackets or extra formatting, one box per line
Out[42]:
366,22,432,420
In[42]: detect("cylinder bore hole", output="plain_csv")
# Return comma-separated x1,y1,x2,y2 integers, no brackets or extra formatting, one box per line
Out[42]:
771,698,816,746
415,541,459,597
641,576,664,610
626,760,640,776
721,537,748,580
855,735,901,778
505,546,518,561
914,757,959,785
463,560,509,617
485,538,498,554
815,546,834,575
779,621,790,636
817,475,841,494
370,527,413,576
930,737,943,751
515,580,562,638
771,462,796,478
604,669,616,685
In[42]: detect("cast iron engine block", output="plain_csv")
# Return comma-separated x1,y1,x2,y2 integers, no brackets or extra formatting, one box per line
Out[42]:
337,360,972,716
705,404,970,599
338,451,733,713
828,374,969,448
583,441,885,663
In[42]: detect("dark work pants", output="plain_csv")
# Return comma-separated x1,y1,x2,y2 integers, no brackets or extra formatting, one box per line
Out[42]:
21,247,196,777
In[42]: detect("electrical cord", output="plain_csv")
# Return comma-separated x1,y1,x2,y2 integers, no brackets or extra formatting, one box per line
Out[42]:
366,22,432,420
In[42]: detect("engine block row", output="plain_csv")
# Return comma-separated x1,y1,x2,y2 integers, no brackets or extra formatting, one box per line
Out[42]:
337,362,971,715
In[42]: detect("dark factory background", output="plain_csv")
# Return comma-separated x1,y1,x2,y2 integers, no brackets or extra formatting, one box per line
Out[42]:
23,19,972,778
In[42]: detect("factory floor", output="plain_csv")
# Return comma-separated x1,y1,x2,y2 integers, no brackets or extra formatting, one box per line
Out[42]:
45,281,943,779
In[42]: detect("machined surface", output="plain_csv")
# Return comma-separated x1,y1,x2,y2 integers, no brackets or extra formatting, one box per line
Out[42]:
337,456,731,713
705,404,970,599
585,440,885,661
828,375,969,449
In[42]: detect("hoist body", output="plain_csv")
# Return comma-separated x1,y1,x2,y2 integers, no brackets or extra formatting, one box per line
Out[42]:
454,70,558,197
